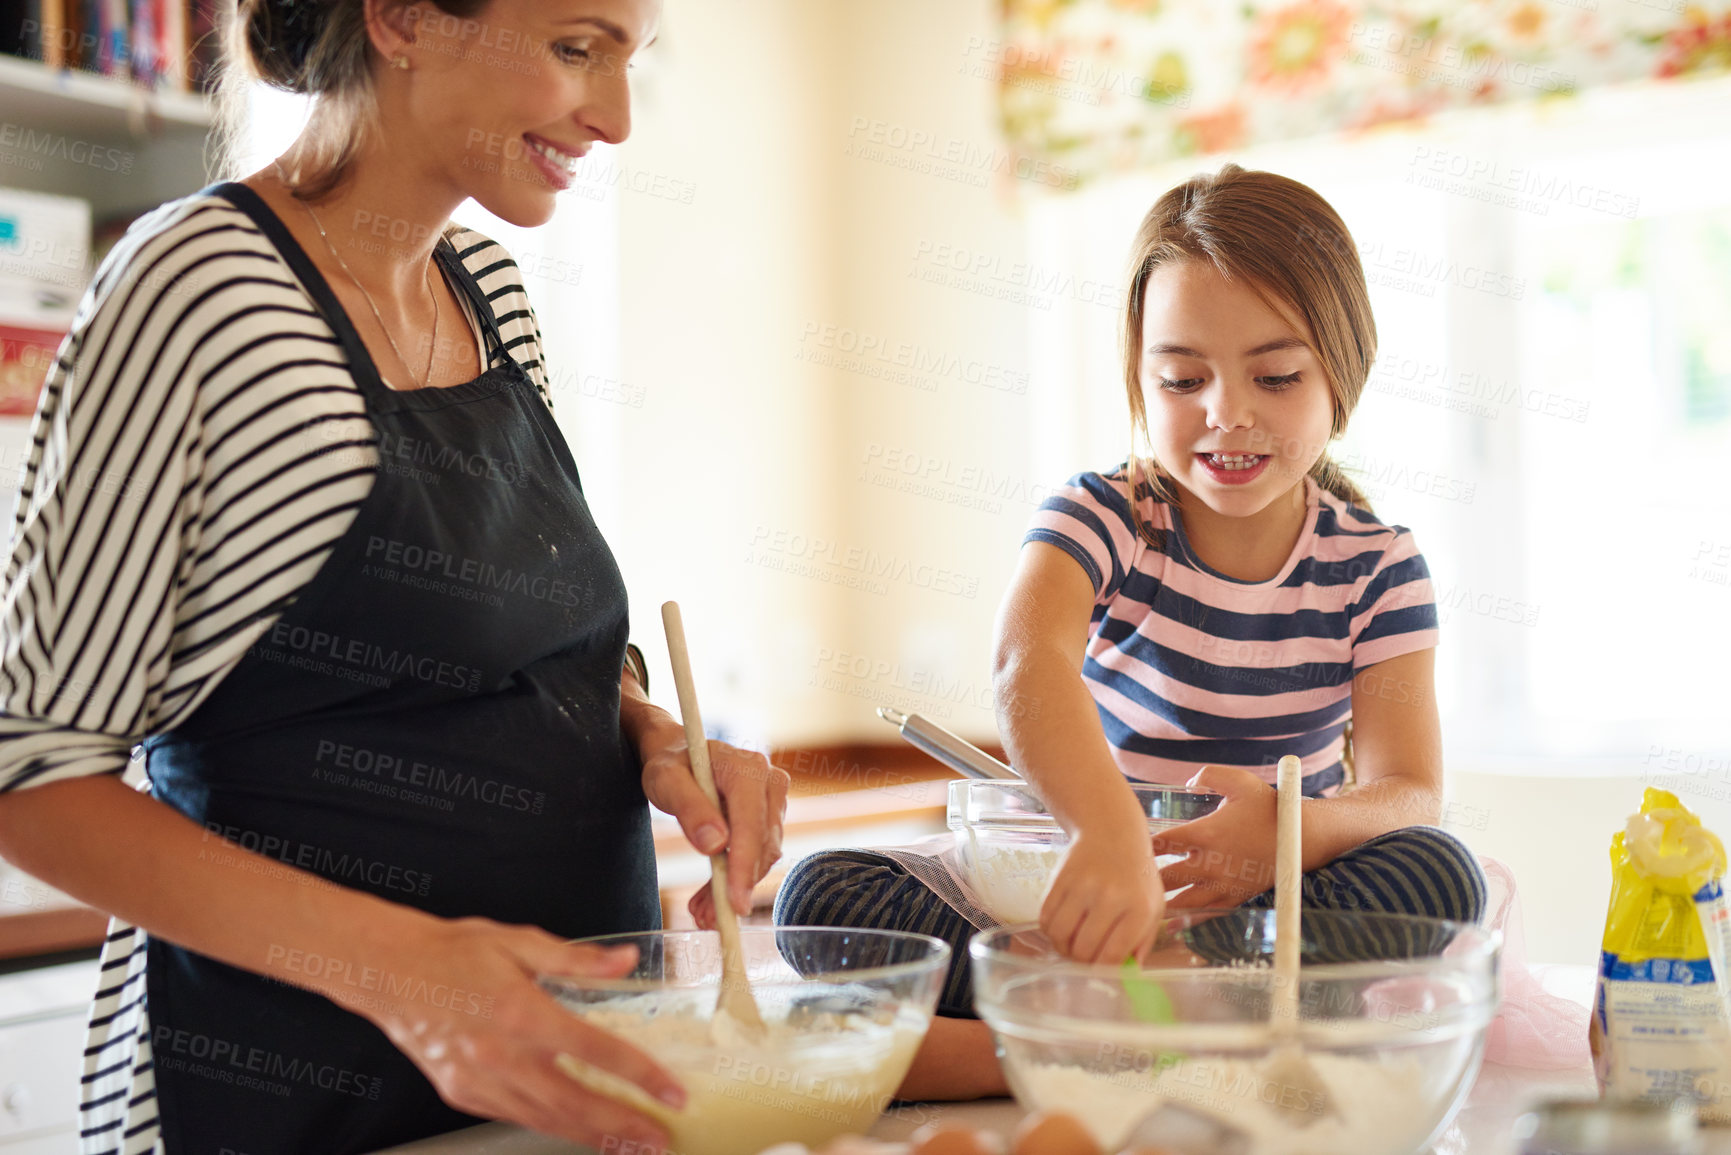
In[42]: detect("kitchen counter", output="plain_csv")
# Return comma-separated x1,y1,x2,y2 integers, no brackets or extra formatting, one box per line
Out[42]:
375,1057,1712,1155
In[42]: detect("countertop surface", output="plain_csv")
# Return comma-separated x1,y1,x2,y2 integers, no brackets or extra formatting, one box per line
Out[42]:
372,1058,1731,1155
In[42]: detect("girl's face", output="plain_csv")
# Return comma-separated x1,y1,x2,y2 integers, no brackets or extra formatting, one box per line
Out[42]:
1138,259,1337,521
406,0,661,227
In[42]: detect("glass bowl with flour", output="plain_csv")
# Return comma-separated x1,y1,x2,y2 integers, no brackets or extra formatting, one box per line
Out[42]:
949,780,1221,925
542,927,948,1155
971,910,1500,1155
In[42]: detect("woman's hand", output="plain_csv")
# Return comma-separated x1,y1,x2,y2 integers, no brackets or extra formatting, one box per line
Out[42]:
0,778,691,1149
1154,765,1279,910
1040,825,1165,964
637,718,789,927
351,916,686,1149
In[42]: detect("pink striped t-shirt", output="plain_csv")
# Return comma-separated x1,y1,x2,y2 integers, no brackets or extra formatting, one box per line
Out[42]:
1025,467,1440,795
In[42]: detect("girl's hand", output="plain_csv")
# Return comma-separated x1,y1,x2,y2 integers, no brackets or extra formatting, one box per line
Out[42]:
1040,825,1165,964
1154,765,1278,910
357,916,686,1149
637,720,789,926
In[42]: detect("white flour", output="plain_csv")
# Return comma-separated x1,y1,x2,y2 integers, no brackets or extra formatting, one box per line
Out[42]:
1017,1051,1435,1154
965,838,1065,925
963,833,1196,925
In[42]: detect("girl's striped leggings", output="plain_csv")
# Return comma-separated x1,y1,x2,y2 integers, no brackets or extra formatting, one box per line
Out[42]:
772,826,1487,1018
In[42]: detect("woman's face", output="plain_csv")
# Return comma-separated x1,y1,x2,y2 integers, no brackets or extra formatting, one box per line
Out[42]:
404,0,661,227
1138,259,1337,521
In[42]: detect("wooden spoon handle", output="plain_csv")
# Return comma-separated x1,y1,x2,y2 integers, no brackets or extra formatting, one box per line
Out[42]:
662,603,719,800
661,601,765,1032
1274,754,1302,1026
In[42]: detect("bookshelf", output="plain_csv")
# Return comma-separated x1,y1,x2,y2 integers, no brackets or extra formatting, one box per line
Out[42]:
0,55,216,959
0,52,214,218
0,51,209,134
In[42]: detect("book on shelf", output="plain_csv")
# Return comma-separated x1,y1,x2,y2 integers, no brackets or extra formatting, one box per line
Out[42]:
0,186,91,418
0,0,219,93
0,322,60,417
0,2,32,59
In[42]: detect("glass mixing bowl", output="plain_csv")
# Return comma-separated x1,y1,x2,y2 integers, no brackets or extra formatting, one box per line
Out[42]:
971,909,1501,1154
948,779,1222,925
542,927,949,1155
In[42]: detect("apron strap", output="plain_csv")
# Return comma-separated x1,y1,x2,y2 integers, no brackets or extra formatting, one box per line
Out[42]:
202,181,397,407
202,181,527,403
433,237,513,372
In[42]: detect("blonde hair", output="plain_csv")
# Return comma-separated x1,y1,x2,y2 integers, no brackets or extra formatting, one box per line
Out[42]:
212,0,488,201
1121,162,1376,547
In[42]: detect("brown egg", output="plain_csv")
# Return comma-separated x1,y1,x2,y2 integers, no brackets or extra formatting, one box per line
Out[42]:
1011,1111,1102,1155
908,1123,1003,1155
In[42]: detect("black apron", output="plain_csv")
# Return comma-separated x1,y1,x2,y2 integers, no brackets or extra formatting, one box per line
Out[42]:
141,181,660,1155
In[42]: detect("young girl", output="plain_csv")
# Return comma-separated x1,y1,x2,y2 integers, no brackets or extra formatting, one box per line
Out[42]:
775,162,1486,1100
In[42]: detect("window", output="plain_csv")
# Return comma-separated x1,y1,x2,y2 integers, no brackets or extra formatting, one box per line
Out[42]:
1022,74,1731,770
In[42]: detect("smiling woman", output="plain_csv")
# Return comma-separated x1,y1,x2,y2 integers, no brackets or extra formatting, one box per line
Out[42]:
217,0,628,206
0,2,793,1154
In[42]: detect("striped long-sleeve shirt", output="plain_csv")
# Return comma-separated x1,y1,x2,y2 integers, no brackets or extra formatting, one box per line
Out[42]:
1025,467,1440,796
0,188,556,1154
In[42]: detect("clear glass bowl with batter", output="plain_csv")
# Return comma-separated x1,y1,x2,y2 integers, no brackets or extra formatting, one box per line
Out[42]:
971,909,1500,1154
543,926,949,1155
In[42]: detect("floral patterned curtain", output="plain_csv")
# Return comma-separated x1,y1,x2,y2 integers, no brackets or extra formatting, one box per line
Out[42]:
996,0,1731,189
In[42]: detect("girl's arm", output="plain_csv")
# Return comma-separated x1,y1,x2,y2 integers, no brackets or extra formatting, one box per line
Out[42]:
619,661,788,928
1300,646,1444,860
1159,647,1444,907
993,542,1166,963
0,776,686,1149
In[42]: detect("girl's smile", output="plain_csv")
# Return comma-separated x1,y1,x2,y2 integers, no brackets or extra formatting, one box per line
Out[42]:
1193,451,1274,484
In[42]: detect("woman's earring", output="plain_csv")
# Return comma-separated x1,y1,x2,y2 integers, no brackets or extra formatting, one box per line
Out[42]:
392,54,411,70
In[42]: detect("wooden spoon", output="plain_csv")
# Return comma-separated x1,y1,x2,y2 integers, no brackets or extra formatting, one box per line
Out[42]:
1258,753,1335,1123
661,601,767,1038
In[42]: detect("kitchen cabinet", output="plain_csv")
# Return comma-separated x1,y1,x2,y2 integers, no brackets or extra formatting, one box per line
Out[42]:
0,959,99,1151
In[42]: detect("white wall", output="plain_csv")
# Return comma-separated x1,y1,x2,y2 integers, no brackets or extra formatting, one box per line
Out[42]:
592,0,1033,749
824,2,1040,746
1448,767,1731,968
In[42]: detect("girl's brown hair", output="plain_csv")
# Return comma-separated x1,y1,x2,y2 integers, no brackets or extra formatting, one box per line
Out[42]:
213,0,489,201
1121,162,1375,546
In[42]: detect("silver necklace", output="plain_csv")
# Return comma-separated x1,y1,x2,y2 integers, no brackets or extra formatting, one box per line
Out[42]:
296,191,442,392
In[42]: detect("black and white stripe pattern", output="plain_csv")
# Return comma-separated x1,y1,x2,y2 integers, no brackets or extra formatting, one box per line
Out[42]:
0,190,557,1154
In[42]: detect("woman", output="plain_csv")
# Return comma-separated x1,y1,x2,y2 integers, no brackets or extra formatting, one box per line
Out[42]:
0,1,785,1152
